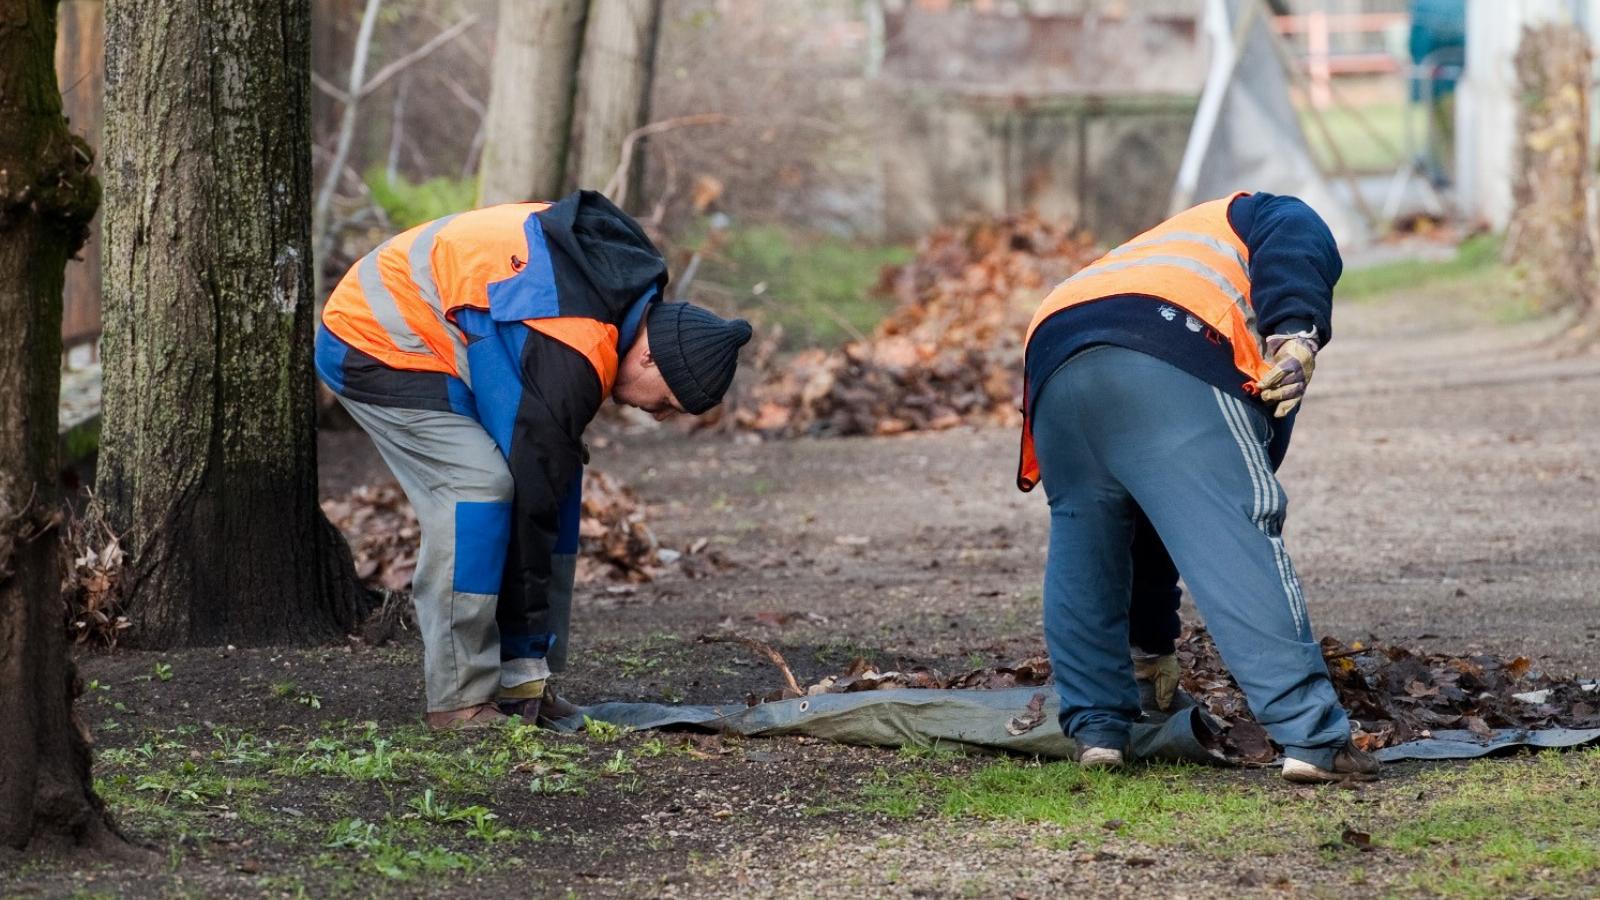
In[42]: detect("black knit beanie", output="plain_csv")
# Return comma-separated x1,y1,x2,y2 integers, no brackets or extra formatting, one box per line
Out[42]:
646,302,753,414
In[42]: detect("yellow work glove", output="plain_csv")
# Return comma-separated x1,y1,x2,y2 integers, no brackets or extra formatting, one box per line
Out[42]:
1254,330,1320,418
1132,652,1180,712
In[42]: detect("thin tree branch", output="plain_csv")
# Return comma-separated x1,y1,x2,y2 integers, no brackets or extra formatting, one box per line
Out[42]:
313,0,383,297
604,113,733,207
359,14,480,99
311,70,350,105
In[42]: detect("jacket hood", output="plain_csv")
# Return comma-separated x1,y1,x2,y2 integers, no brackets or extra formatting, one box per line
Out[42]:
535,190,669,325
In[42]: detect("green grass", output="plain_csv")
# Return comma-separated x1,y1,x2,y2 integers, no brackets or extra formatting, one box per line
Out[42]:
366,168,477,230
1301,100,1408,175
1390,753,1600,897
87,718,661,888
1338,232,1504,300
690,223,913,349
866,748,1600,895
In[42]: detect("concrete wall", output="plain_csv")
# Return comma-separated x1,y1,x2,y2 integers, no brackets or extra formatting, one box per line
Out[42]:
877,6,1202,241
880,90,1196,242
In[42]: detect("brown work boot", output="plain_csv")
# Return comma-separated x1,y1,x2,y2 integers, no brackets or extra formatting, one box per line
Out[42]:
536,688,580,725
1281,742,1380,784
424,703,507,731
496,679,546,721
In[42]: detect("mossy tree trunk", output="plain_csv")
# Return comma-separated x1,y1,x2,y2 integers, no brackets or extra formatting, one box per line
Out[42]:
99,0,371,647
0,0,121,852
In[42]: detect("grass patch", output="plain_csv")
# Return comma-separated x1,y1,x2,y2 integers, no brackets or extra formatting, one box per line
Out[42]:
1300,100,1407,175
689,223,912,349
1389,753,1600,897
91,721,587,888
866,760,1309,856
870,748,1600,894
1338,232,1503,301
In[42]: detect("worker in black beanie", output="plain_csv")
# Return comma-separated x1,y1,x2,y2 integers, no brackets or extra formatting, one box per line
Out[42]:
639,301,755,414
319,188,755,730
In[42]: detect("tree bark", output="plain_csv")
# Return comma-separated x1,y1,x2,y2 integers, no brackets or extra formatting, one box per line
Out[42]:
477,0,588,205
100,0,372,647
1505,23,1597,327
570,0,662,206
0,0,121,853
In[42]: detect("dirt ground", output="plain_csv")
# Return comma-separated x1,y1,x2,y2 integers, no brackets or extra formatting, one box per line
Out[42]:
8,284,1600,898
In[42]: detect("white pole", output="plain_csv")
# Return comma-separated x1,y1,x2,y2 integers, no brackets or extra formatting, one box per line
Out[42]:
1172,0,1254,213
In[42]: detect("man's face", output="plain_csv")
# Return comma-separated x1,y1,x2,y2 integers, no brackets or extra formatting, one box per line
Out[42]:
613,321,687,421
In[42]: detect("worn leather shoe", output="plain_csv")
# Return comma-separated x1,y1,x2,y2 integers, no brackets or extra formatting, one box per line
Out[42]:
1282,742,1380,783
536,688,580,725
424,703,507,731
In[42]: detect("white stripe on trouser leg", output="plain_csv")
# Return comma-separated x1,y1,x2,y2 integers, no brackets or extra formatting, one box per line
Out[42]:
1225,394,1310,640
1221,393,1309,639
1212,388,1263,525
1222,394,1312,640
1213,389,1308,638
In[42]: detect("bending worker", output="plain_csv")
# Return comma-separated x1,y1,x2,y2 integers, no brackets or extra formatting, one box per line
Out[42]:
1017,191,1378,783
317,190,751,729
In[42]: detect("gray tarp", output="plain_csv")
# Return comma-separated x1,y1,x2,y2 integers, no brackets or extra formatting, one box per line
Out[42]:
554,687,1221,763
554,686,1600,764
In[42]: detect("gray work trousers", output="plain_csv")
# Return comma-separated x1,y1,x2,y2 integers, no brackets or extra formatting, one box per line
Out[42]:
339,398,513,712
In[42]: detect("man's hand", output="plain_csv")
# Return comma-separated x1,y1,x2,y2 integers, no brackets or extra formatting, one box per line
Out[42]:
1254,330,1320,418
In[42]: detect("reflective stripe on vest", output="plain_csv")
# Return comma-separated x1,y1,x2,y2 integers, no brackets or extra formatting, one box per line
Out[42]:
1017,192,1266,492
321,203,619,398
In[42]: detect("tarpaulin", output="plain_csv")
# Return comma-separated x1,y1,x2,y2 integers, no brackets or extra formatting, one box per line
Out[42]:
553,686,1223,763
553,685,1600,764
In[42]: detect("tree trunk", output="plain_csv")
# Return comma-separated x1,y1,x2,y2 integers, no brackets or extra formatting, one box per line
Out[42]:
570,0,662,206
477,0,588,205
1505,23,1597,326
0,0,121,853
99,0,371,648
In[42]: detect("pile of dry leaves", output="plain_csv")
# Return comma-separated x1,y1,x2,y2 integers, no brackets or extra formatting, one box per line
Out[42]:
1178,628,1600,761
62,496,129,647
728,213,1100,437
721,625,1599,760
322,469,725,594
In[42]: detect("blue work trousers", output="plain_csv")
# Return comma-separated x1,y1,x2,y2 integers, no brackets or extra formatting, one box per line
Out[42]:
1032,346,1350,767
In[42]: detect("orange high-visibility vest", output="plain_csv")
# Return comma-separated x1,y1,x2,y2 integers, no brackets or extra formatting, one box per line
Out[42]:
1017,192,1268,491
321,202,620,396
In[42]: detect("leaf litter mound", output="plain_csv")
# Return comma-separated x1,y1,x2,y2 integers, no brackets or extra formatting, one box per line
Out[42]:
726,213,1100,437
321,469,729,594
719,625,1598,762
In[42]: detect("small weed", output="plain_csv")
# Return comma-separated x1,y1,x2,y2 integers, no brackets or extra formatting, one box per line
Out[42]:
583,716,629,744
154,662,173,682
324,816,474,881
529,775,585,796
271,680,322,709
406,789,452,823
214,730,273,767
600,750,635,777
325,817,383,852
461,808,515,844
